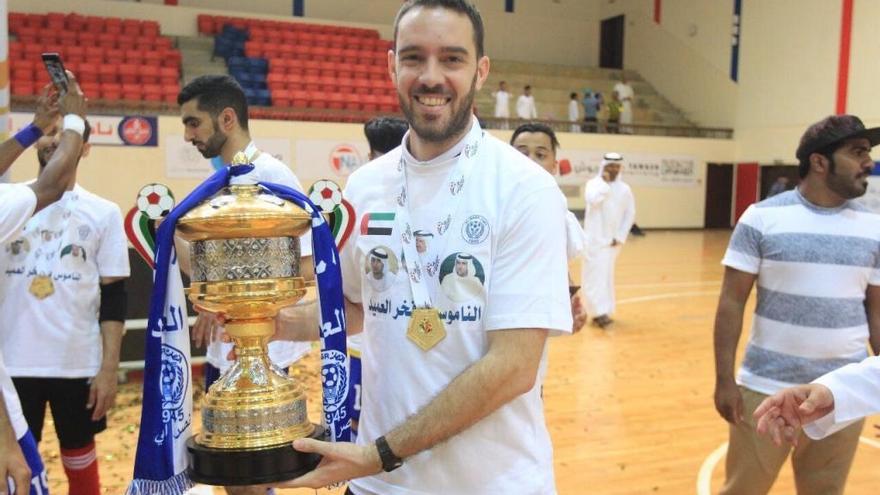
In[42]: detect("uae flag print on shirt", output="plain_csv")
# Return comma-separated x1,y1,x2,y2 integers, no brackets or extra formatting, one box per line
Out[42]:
360,212,395,236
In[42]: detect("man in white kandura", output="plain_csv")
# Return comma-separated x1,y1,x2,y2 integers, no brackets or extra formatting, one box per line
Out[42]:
582,152,635,328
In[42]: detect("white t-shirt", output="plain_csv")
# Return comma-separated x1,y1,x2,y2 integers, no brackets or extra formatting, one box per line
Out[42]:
0,183,37,245
206,143,312,370
342,125,572,495
0,352,28,439
564,210,586,260
722,189,880,395
0,185,130,377
493,90,510,118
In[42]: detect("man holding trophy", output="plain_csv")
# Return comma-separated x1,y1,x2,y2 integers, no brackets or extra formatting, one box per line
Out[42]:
272,1,573,493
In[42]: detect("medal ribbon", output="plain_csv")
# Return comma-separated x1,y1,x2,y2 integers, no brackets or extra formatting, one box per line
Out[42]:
394,117,485,309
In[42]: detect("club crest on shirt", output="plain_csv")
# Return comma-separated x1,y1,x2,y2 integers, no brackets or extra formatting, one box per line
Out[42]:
77,224,92,241
461,215,490,245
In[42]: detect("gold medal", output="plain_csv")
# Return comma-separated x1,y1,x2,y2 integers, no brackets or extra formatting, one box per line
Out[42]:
407,307,446,351
29,275,55,299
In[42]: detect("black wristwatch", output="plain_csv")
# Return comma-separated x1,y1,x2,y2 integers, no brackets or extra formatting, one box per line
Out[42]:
375,435,403,472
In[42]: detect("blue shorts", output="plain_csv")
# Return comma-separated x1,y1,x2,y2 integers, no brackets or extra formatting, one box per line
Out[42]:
5,430,49,495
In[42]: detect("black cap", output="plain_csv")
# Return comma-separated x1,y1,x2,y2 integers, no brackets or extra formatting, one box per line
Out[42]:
796,115,880,162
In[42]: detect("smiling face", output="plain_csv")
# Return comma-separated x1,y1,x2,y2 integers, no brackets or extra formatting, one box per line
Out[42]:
181,98,228,159
391,6,489,151
512,131,557,174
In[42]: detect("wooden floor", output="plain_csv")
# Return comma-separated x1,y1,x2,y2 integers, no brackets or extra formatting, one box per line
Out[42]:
36,230,880,494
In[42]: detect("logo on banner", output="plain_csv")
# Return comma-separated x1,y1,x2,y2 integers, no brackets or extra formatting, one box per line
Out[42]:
321,349,349,412
156,344,190,443
329,145,363,176
120,117,154,146
461,215,490,244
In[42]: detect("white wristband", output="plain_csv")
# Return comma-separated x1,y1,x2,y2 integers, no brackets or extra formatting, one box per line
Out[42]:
62,114,86,137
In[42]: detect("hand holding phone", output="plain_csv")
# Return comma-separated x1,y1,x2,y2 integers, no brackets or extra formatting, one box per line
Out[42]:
41,52,69,95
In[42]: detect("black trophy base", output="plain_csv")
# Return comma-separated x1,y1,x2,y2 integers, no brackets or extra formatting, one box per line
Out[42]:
187,425,325,486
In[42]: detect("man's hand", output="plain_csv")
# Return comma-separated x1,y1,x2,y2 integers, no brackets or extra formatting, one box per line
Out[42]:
753,383,835,447
0,435,30,495
571,294,586,333
268,439,381,489
32,84,60,133
58,71,86,118
714,379,744,424
88,368,118,421
191,307,225,348
601,169,611,182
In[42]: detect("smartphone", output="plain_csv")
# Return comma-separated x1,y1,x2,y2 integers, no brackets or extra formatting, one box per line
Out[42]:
41,52,68,94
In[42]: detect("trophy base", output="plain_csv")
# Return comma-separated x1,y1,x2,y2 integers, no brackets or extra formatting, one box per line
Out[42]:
186,425,326,486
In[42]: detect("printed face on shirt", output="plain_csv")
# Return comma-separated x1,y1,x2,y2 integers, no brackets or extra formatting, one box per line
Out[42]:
370,255,385,279
391,6,489,145
512,131,557,175
415,236,428,254
439,252,486,302
180,99,228,159
824,137,873,199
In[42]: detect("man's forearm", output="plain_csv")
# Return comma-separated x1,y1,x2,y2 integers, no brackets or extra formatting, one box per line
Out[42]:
0,138,27,177
98,320,124,372
385,328,547,459
714,299,746,382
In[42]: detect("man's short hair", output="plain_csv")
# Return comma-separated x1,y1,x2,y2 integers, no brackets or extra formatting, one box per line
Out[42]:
524,85,531,91
364,117,408,155
510,122,560,152
177,75,249,130
393,0,485,58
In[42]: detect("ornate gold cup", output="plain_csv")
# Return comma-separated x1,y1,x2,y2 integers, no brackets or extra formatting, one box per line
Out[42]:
177,185,324,485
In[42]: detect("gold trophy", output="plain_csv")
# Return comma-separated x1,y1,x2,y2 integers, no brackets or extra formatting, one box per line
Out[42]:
177,184,324,485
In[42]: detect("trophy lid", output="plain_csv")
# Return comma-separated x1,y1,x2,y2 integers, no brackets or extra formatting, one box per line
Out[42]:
176,185,312,241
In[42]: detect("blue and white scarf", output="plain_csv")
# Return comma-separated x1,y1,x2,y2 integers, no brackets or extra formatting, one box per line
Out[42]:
127,165,351,495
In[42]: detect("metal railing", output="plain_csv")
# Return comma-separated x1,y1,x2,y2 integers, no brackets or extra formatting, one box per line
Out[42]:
479,116,733,139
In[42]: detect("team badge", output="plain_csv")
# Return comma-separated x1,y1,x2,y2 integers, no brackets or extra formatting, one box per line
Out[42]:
461,215,490,244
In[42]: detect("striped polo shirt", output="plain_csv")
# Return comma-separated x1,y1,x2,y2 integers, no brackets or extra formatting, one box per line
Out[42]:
723,188,880,395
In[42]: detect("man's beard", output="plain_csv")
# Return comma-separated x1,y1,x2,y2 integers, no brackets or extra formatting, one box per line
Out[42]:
196,120,228,159
399,74,477,144
827,160,868,199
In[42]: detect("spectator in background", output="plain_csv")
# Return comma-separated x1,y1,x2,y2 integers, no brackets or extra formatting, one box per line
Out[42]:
613,74,634,133
516,85,538,120
568,92,580,133
581,89,602,133
510,122,588,332
364,117,408,160
606,92,622,134
767,176,790,197
492,81,511,129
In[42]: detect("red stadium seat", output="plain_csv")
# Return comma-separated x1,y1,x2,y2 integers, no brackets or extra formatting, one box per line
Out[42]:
197,15,214,35
98,64,118,84
97,33,117,49
353,78,371,95
79,31,98,46
291,90,309,108
105,49,125,65
100,83,123,101
80,82,101,99
143,21,160,38
143,50,162,67
161,50,181,68
327,92,344,110
122,19,141,37
153,37,173,51
143,84,163,102
303,75,321,92
59,31,78,47
105,17,123,35
138,65,160,85
119,64,138,84
362,94,379,112
272,89,292,107
11,81,35,96
66,13,86,31
124,49,145,65
162,84,179,103
159,67,178,86
308,91,328,109
78,63,99,84
121,84,142,101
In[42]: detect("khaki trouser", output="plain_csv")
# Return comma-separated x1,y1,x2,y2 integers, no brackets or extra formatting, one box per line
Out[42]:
720,386,863,495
